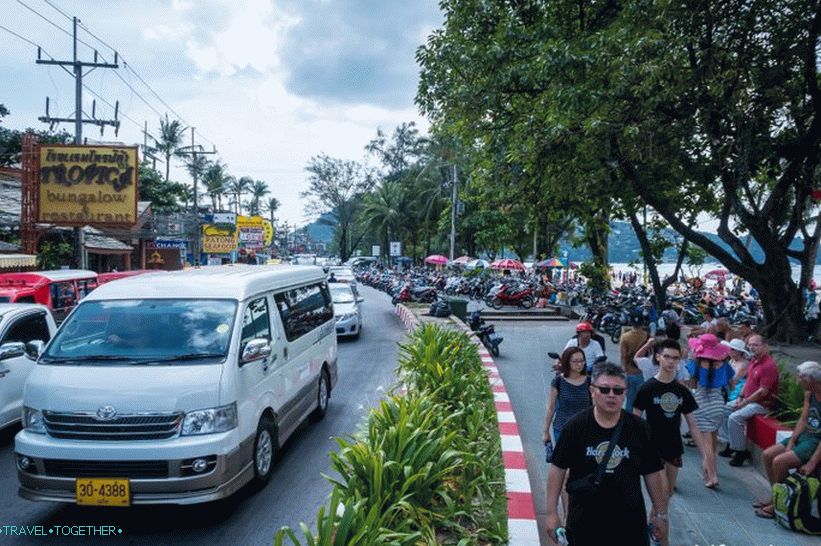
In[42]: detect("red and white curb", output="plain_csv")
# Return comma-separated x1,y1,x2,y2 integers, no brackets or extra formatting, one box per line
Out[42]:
394,305,539,545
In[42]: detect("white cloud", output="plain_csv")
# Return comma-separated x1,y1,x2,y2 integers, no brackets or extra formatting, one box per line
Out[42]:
0,0,440,226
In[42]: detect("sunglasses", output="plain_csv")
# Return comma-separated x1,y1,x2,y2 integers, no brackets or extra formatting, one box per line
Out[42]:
591,385,626,395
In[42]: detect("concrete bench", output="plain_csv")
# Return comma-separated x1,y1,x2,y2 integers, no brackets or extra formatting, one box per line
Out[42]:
747,414,821,478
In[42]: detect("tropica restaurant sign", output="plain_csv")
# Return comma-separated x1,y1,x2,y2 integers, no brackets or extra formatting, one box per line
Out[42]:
38,144,138,226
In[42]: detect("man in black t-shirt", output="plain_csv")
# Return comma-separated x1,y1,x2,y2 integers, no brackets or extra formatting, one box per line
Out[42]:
546,362,668,545
633,340,716,495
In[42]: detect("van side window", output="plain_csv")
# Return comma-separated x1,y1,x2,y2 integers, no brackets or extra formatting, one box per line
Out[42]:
240,297,271,349
51,282,75,311
274,283,333,341
2,313,51,344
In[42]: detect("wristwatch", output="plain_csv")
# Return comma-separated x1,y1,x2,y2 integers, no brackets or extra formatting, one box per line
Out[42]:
653,511,668,520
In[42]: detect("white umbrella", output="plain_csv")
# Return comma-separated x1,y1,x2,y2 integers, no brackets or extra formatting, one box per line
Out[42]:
465,259,490,270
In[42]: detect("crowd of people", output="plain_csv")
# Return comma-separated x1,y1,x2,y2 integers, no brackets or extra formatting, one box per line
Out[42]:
544,316,821,545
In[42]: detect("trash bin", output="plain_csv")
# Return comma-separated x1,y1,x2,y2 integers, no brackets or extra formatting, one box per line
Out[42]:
447,296,469,322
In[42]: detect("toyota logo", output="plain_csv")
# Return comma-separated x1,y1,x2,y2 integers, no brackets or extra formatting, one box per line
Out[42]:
95,405,117,421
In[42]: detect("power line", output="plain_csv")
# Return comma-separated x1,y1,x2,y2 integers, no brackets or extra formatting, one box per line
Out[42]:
41,0,71,22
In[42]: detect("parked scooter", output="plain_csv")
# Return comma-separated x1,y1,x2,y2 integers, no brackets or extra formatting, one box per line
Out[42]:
469,309,503,357
484,282,535,309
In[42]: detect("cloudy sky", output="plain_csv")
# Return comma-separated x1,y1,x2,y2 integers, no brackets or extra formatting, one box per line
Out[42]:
0,0,442,225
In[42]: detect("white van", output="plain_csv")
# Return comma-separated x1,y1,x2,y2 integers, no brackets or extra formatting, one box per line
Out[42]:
15,265,337,506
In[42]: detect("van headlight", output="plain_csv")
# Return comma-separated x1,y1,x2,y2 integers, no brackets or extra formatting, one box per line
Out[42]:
23,407,46,434
181,403,237,436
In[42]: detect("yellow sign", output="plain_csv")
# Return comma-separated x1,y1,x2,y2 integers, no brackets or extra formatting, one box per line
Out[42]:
38,145,138,226
202,224,237,254
237,215,274,246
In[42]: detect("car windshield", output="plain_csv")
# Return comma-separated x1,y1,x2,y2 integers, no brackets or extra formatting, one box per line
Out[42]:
329,285,355,304
42,299,237,365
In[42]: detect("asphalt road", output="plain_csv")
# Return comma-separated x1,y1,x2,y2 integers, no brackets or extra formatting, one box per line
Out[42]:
0,285,404,545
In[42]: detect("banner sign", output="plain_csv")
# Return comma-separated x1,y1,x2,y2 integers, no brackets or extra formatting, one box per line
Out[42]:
146,239,187,250
237,215,273,248
37,144,138,226
202,224,237,254
372,245,380,257
390,241,402,257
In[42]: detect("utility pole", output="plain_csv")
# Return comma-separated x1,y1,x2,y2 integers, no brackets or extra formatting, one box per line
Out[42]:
177,127,216,265
37,16,120,270
449,165,458,261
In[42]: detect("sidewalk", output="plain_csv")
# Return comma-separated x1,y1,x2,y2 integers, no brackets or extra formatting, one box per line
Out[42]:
484,319,818,546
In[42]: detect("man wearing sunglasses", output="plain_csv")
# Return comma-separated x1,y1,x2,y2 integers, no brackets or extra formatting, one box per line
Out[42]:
546,362,668,545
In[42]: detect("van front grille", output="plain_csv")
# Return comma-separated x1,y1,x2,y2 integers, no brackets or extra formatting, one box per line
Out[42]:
43,459,169,478
43,411,182,440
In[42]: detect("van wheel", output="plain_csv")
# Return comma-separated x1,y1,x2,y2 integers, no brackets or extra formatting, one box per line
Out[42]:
311,369,330,422
252,416,276,486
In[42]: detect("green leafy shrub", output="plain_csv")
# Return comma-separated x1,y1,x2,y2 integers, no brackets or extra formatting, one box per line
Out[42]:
275,323,507,545
774,358,805,426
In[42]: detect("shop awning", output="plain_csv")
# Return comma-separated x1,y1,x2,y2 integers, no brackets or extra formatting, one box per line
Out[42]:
0,254,37,269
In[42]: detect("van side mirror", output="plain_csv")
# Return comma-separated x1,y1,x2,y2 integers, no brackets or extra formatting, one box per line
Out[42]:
241,338,272,364
26,340,45,359
0,342,26,360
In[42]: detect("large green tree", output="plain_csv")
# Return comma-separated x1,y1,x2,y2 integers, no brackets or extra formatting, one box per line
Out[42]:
418,0,821,340
301,154,375,262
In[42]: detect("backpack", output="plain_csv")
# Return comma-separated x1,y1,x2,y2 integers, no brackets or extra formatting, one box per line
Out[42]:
772,473,821,535
429,300,451,318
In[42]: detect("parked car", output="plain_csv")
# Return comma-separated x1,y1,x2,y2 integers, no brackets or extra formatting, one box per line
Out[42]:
0,304,57,430
16,265,338,506
330,283,363,338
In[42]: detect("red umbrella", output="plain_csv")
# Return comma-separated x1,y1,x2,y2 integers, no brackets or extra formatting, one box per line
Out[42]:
704,268,730,280
490,258,525,271
424,254,449,265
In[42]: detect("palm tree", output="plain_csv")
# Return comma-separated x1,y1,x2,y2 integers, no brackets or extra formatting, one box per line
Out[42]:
226,176,252,215
248,180,270,215
151,115,187,183
264,196,280,227
202,162,229,211
360,180,405,261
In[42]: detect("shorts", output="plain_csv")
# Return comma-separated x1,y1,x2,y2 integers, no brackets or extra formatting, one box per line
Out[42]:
662,455,683,468
781,432,821,464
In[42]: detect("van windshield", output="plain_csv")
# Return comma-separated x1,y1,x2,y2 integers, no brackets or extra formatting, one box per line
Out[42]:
42,299,237,365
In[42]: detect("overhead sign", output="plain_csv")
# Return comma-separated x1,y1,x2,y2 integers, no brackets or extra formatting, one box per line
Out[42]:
37,144,138,226
389,241,402,257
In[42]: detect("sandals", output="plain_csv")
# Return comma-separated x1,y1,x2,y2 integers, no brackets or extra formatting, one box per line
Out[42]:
754,506,774,519
752,499,771,508
704,480,719,489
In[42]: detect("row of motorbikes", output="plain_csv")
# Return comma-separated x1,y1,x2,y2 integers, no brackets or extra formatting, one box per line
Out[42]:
356,266,504,356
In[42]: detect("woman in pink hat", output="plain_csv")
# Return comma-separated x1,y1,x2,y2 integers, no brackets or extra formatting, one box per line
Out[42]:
686,333,734,488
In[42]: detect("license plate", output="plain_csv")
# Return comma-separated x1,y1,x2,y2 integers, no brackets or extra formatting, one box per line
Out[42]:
76,478,130,507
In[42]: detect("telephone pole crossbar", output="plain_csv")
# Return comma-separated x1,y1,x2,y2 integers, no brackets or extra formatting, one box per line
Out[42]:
35,16,121,269
177,127,217,265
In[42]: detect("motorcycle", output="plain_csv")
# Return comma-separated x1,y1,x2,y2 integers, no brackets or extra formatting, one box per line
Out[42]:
469,309,503,357
484,283,535,309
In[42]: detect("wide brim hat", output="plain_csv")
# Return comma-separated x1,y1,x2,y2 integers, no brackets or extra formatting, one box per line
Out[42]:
688,333,731,361
721,338,751,357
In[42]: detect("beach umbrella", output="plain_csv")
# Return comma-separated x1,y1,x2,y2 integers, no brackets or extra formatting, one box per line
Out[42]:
491,258,525,271
465,259,489,270
424,254,449,265
704,268,730,280
535,257,564,268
